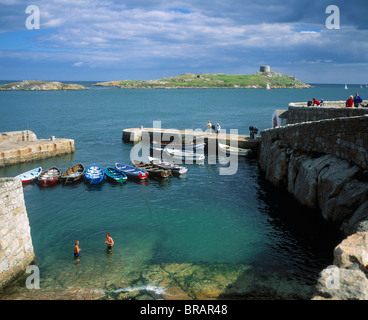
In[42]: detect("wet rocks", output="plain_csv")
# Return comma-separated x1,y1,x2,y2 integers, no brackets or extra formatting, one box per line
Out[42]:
313,232,368,300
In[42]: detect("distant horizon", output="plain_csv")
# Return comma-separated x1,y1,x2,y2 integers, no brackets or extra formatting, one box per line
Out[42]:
1,1,368,84
1,78,367,86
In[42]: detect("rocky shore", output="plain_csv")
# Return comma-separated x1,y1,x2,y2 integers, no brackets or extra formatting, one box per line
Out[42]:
0,80,87,91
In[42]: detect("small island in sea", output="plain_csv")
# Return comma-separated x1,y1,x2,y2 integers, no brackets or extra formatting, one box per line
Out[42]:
0,80,87,91
93,66,310,89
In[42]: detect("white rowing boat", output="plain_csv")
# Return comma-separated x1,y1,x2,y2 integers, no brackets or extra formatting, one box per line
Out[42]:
218,142,251,156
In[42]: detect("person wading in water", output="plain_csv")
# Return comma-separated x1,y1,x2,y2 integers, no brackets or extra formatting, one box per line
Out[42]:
105,233,114,253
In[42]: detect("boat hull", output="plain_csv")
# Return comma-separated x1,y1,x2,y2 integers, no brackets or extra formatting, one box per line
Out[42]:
38,167,61,187
132,160,171,179
218,142,251,156
164,148,205,162
15,167,42,184
115,163,149,180
84,165,104,184
61,163,85,184
105,167,127,184
148,157,188,175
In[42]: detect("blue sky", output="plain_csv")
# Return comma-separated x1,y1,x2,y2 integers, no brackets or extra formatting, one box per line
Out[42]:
0,0,368,83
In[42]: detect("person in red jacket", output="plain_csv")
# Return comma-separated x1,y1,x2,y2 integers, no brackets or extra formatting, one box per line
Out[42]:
346,95,354,108
312,98,320,106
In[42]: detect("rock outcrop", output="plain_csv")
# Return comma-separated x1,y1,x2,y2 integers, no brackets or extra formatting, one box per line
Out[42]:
258,113,368,300
313,232,368,300
258,137,368,235
0,81,87,91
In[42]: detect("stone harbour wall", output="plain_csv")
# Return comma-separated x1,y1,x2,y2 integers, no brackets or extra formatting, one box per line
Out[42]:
260,114,368,170
0,178,35,291
0,130,37,144
287,104,368,125
258,113,368,300
0,131,75,168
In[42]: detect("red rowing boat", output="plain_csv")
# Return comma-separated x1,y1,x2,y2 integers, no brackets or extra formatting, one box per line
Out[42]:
38,166,61,186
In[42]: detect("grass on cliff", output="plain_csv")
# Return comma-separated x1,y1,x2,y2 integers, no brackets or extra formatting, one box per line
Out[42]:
116,73,308,89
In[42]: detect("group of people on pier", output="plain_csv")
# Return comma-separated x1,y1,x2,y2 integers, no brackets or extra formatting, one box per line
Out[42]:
206,121,221,134
345,92,365,108
307,92,367,108
206,121,258,139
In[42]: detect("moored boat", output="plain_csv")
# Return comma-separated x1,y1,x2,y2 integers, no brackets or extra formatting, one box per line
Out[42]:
61,163,85,184
105,167,127,184
131,160,171,179
148,157,188,175
15,167,42,184
115,163,149,180
218,142,251,156
84,165,104,184
152,140,206,151
38,167,61,186
164,148,205,162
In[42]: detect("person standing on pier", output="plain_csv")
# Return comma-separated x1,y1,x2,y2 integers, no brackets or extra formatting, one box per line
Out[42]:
216,123,221,135
211,122,216,133
206,121,212,133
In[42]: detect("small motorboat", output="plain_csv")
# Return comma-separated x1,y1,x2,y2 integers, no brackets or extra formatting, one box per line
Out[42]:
148,157,188,175
115,163,149,180
61,163,85,184
218,142,251,156
105,167,127,184
84,165,104,185
131,160,171,179
164,148,205,162
15,167,42,184
38,167,61,186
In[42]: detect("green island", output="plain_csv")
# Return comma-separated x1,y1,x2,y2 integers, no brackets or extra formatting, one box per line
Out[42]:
93,70,310,89
0,80,87,91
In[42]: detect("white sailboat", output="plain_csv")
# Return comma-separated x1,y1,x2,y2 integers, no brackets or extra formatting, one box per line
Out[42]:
266,82,271,90
345,84,348,90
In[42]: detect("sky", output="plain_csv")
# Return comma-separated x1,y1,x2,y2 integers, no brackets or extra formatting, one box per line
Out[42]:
0,0,368,83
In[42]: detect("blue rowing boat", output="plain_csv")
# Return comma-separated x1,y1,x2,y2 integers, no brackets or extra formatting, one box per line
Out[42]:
115,163,149,180
84,165,104,184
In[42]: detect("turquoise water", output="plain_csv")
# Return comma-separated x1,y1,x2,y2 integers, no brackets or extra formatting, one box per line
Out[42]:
0,84,351,299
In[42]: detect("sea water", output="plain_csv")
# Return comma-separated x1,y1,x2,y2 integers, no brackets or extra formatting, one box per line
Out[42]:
0,83,355,299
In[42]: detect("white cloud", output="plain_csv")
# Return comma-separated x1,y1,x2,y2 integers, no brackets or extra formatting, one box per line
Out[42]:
72,61,83,67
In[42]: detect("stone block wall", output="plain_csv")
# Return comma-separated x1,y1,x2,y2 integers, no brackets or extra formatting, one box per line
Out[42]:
0,131,37,143
0,178,35,291
260,114,368,170
287,104,368,125
0,138,75,168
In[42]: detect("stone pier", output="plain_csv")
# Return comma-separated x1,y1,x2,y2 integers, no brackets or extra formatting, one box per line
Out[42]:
0,178,35,291
0,130,75,168
122,127,260,150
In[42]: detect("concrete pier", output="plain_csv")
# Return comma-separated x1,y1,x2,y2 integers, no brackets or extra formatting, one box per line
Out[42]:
122,127,260,150
0,130,75,168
